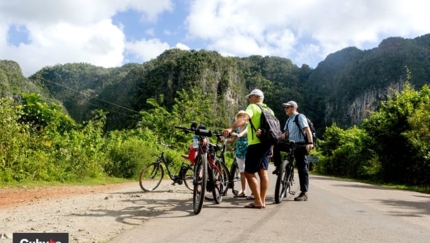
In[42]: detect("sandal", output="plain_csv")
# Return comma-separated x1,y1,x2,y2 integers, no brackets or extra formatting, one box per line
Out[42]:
246,195,255,200
234,192,247,198
244,203,263,209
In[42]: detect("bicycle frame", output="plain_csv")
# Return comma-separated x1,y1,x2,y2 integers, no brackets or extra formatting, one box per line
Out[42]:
274,140,307,203
158,142,191,184
207,143,224,191
213,131,239,195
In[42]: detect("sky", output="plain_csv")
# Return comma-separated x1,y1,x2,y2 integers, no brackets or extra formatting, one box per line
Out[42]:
1,0,430,77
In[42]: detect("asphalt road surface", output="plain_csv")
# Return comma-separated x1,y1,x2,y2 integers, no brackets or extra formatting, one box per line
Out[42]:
108,166,430,243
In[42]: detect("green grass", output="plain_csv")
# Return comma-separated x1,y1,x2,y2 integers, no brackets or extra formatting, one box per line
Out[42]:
0,176,134,189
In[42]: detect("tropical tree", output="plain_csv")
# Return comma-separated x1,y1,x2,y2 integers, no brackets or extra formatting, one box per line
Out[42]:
361,82,430,185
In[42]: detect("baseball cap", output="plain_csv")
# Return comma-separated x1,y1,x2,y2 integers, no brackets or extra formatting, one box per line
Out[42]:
282,101,298,108
245,89,264,98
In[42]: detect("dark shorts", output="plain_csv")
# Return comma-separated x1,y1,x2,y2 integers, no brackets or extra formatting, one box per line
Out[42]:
245,143,272,174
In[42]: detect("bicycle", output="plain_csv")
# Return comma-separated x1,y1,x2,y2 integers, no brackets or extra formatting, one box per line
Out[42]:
205,137,230,202
175,123,214,215
274,140,306,203
139,141,194,192
212,131,240,197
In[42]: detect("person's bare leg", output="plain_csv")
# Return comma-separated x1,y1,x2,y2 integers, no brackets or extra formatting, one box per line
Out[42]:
258,168,269,207
245,172,263,206
240,172,247,194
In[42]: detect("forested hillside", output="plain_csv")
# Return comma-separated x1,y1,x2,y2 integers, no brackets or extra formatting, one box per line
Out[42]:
2,34,430,188
307,34,430,128
25,49,309,131
2,34,430,133
0,60,43,99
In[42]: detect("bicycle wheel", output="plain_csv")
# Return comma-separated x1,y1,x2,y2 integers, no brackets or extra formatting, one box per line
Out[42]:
216,160,231,196
139,162,164,192
229,161,240,196
285,164,294,193
274,160,289,203
183,165,194,191
193,154,207,215
212,159,229,204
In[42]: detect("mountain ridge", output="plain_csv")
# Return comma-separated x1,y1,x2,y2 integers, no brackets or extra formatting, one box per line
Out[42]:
2,33,430,132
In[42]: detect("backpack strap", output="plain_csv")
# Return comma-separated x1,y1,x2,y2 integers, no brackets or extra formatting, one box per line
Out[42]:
248,116,257,139
294,113,307,140
287,113,306,141
248,104,269,140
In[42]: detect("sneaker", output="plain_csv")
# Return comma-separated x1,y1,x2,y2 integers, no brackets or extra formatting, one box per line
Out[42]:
272,167,279,175
294,192,308,201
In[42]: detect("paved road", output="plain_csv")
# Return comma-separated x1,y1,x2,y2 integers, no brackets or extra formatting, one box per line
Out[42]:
108,166,430,243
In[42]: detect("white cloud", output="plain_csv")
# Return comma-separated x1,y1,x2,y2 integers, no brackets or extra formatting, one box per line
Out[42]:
185,0,430,67
125,39,170,62
2,0,430,77
0,0,173,25
175,43,190,50
0,0,173,76
2,20,125,76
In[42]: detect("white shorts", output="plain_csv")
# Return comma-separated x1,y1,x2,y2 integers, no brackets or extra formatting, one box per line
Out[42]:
236,157,246,173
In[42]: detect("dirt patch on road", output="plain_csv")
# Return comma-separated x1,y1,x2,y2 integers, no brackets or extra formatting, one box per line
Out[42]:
0,182,193,243
0,184,128,209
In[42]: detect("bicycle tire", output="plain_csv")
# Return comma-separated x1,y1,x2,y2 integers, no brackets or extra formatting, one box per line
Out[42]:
212,159,229,204
274,160,289,203
193,154,207,215
228,161,240,196
218,160,231,196
183,165,194,191
208,164,220,203
139,162,164,192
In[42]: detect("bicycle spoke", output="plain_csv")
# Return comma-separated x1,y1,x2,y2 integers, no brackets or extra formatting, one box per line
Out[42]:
139,163,163,192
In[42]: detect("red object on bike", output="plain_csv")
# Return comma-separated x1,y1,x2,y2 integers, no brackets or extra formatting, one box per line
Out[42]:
188,148,196,165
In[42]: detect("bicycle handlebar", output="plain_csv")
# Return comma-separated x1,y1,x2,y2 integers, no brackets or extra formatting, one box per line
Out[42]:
280,140,308,148
175,126,212,137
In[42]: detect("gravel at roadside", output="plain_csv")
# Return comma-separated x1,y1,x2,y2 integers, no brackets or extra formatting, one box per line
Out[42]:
0,182,192,243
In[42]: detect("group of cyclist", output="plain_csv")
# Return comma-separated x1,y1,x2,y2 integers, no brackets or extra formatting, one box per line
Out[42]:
221,89,314,209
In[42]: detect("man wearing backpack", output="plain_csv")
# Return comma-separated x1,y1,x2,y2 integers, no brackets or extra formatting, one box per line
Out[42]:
222,89,273,209
272,101,313,201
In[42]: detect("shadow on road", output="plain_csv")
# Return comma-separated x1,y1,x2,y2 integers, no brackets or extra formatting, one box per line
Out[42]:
375,197,430,217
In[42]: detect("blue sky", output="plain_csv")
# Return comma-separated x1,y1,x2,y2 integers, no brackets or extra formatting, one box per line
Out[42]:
1,0,430,77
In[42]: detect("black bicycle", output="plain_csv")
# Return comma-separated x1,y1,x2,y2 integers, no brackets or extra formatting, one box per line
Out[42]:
213,131,240,196
175,124,213,215
139,141,194,192
274,140,305,203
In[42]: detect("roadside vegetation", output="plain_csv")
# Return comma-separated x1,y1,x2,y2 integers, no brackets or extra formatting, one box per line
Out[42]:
1,80,429,194
313,77,430,192
0,88,223,185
